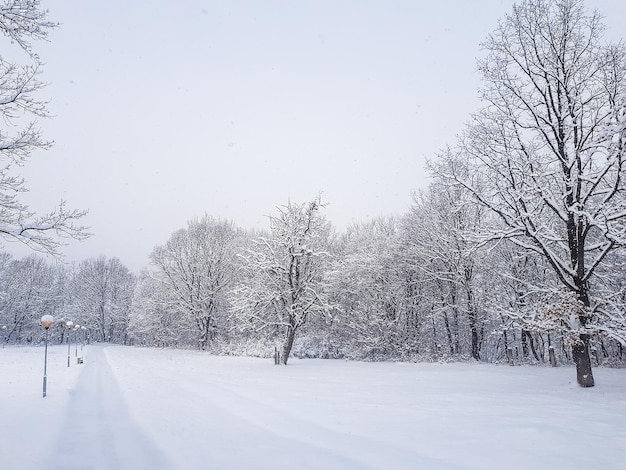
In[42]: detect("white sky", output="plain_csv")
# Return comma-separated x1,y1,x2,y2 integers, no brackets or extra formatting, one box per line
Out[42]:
8,0,626,272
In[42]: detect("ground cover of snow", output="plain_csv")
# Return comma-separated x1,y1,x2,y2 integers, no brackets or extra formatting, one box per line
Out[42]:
1,344,625,469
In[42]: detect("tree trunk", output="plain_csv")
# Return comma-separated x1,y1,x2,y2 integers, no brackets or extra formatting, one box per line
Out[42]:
443,313,454,355
198,316,211,351
522,330,541,362
431,318,438,356
465,279,479,361
572,334,594,387
521,329,529,358
467,306,479,360
470,324,479,360
548,346,557,367
281,325,297,365
573,287,594,387
274,346,281,365
506,347,514,366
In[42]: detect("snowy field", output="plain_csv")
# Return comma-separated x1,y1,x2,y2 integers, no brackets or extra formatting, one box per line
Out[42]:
1,344,625,470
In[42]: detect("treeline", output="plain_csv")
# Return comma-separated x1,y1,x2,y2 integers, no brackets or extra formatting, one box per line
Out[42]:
0,254,134,346
1,191,624,369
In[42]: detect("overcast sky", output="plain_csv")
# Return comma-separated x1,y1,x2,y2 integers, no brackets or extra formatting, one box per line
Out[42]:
7,0,626,272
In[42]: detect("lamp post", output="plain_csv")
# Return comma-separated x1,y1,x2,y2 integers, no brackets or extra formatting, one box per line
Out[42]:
66,321,74,367
41,315,54,397
74,324,80,357
81,326,86,351
1,325,6,348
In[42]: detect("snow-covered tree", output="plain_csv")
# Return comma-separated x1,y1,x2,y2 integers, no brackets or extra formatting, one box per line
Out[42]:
149,216,240,350
68,256,136,343
483,240,562,364
0,1,88,256
231,197,335,364
402,161,488,361
329,217,407,359
129,271,184,347
0,253,59,343
440,0,626,386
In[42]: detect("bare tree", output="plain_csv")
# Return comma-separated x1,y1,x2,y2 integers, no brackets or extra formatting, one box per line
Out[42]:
439,0,626,386
0,253,57,343
0,1,88,257
69,256,136,343
231,197,335,364
130,271,185,348
150,216,240,350
402,160,488,361
329,217,406,359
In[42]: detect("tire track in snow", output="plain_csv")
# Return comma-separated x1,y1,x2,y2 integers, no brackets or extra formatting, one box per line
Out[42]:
105,347,465,470
106,348,377,469
127,365,374,470
166,369,458,470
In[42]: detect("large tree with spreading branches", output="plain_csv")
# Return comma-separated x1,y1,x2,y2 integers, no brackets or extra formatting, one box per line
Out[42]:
436,0,626,386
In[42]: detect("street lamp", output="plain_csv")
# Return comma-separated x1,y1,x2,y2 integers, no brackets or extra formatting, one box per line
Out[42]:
41,315,54,398
80,326,87,351
66,321,74,367
74,324,80,357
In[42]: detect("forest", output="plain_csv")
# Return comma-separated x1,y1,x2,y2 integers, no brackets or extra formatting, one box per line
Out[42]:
1,0,625,389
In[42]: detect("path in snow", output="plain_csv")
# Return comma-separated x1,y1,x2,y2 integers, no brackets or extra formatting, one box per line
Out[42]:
38,346,384,470
45,346,171,470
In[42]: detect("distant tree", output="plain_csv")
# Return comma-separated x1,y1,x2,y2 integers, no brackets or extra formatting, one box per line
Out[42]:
231,197,335,364
329,217,406,359
483,239,559,364
0,253,60,344
149,216,240,350
0,0,88,256
402,160,488,361
68,256,136,343
438,0,626,386
129,272,184,347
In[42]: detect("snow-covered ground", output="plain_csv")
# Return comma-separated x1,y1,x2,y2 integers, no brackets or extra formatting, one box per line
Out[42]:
1,344,625,469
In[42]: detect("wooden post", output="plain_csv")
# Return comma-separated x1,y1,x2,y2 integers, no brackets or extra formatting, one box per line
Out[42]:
274,346,281,365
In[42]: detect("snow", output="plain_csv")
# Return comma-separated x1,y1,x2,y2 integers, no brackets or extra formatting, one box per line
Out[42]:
2,344,625,469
